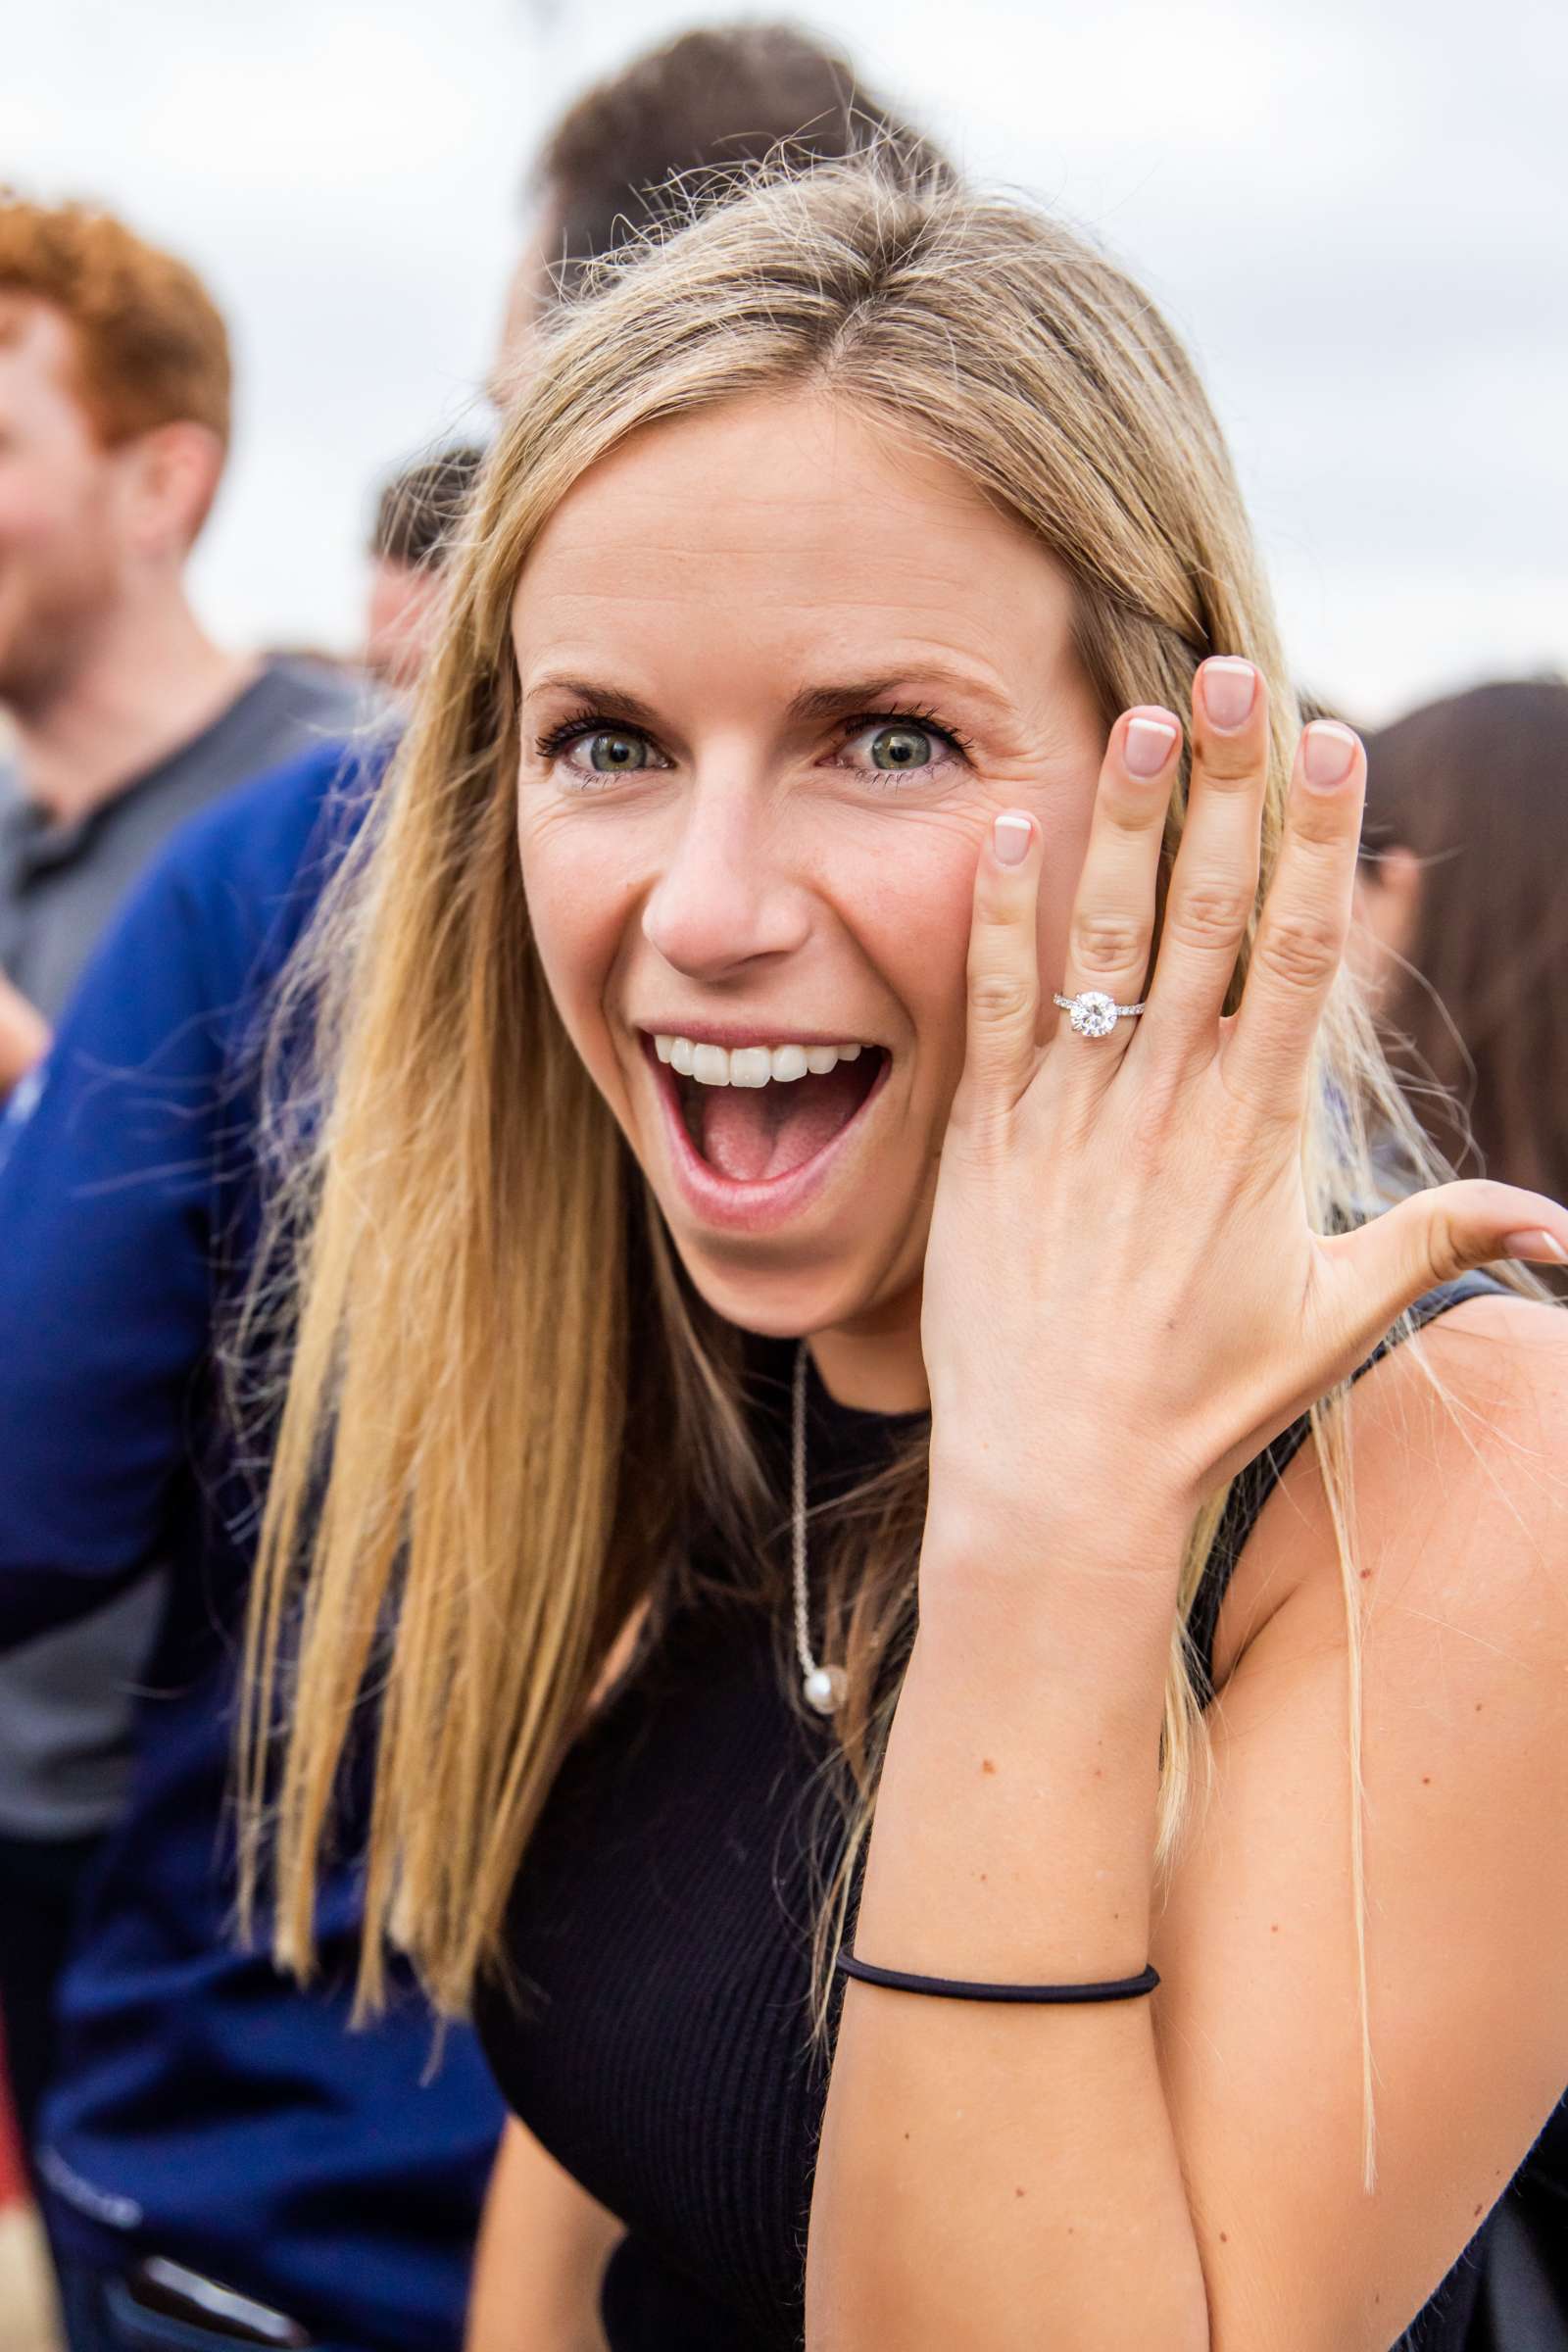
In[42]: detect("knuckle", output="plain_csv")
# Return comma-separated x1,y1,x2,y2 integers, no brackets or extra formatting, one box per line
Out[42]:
1102,787,1167,839
968,970,1033,1027
1194,735,1261,786
1070,911,1148,978
1163,875,1254,952
1421,1204,1468,1288
1252,908,1343,994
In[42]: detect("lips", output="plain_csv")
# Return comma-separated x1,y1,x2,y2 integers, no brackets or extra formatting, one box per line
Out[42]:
641,1035,891,1234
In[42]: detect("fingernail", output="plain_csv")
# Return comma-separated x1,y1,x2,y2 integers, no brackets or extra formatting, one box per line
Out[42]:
1302,721,1358,789
1502,1229,1568,1264
1125,716,1180,778
993,811,1033,866
1201,659,1256,732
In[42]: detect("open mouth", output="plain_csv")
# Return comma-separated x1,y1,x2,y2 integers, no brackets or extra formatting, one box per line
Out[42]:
646,1033,889,1185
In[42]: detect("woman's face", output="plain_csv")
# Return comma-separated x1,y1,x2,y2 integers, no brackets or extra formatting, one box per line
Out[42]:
512,391,1107,1349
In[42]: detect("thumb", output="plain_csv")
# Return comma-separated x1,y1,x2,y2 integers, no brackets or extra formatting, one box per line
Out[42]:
953,809,1043,1123
1324,1178,1568,1316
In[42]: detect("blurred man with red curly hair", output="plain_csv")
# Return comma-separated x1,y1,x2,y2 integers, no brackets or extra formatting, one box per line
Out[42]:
0,195,355,1033
0,194,357,2165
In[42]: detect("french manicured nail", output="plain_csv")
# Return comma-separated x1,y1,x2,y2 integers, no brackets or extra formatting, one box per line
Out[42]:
1201,658,1256,732
1502,1229,1568,1264
1302,721,1358,788
993,811,1033,866
1125,716,1180,777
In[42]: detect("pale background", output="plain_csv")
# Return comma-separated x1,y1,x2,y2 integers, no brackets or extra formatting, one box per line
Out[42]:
3,0,1563,722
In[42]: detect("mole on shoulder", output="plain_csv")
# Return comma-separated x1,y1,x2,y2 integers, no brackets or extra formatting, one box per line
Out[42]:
980,1757,998,1775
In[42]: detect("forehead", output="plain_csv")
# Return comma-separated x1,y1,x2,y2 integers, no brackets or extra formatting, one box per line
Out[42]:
511,391,1077,694
0,295,89,416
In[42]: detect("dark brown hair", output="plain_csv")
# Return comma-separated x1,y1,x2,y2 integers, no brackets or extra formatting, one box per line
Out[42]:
1361,678,1568,1233
370,445,487,570
528,22,949,293
0,190,230,449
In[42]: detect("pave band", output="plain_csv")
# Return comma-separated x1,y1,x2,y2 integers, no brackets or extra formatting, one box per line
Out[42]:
1053,989,1147,1038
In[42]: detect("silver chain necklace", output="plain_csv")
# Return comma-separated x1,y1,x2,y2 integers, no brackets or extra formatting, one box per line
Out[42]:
792,1341,848,1715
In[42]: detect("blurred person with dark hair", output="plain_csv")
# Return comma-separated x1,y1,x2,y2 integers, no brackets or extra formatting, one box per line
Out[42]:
1352,677,1568,2316
493,19,950,396
0,39,946,2352
0,192,361,2175
365,444,487,690
1355,680,1568,1229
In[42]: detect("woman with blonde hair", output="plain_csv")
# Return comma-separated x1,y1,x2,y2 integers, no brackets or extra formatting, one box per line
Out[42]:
245,162,1568,2351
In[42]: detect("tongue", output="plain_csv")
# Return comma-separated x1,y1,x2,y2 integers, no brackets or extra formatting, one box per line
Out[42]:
700,1061,870,1183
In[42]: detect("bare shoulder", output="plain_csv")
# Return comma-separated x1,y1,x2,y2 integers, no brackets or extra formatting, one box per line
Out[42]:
1158,1293,1568,2343
1210,1288,1568,1691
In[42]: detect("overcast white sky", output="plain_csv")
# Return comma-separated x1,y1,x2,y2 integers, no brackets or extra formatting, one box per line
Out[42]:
4,0,1563,721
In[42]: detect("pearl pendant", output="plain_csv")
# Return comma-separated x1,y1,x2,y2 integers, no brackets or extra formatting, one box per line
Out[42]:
803,1665,848,1715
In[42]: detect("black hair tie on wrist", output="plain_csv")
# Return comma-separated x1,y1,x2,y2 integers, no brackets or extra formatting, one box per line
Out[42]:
835,1951,1160,2004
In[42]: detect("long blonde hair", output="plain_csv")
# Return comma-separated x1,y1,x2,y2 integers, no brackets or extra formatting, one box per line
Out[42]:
239,163,1536,2170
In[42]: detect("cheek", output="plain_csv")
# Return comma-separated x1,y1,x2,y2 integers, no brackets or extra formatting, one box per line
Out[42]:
516,818,637,1081
1033,787,1100,992
846,792,1096,1078
0,478,51,551
826,816,979,1079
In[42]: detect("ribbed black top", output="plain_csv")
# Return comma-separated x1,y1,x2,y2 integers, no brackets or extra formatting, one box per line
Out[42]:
475,1273,1556,2351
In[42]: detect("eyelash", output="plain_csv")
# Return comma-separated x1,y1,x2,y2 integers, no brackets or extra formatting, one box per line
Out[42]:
531,705,975,781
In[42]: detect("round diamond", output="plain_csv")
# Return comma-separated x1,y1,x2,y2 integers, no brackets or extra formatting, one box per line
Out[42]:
1068,990,1118,1038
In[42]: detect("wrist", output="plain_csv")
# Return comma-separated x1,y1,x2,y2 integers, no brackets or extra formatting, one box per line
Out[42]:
907,1585,1176,1770
924,1423,1197,1547
918,1473,1193,1653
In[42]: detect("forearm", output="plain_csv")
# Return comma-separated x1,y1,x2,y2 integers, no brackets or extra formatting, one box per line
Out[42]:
808,1503,1210,2350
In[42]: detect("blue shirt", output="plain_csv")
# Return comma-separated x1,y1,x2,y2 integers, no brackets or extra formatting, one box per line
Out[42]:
0,738,505,2349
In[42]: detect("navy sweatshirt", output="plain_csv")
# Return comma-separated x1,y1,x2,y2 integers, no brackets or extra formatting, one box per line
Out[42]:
0,737,504,2348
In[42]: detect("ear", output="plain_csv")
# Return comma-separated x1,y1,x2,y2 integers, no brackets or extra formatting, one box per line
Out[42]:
122,419,226,557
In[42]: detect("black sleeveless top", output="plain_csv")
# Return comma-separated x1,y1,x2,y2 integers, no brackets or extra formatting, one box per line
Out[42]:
474,1273,1566,2351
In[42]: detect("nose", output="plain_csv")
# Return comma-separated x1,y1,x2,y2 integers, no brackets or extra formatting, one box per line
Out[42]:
640,778,812,984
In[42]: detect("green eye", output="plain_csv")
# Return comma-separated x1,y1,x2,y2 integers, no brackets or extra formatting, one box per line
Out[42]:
586,731,649,772
869,724,934,771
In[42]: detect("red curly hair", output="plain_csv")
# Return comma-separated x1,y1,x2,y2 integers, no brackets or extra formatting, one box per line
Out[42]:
0,191,230,451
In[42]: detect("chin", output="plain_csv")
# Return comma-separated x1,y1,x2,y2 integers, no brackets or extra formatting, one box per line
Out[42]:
671,1242,876,1343
648,1194,926,1348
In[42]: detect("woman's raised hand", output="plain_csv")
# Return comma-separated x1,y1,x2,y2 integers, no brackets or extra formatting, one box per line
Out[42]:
919,660,1568,1565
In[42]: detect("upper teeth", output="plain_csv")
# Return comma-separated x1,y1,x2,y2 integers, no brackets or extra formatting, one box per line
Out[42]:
655,1036,865,1087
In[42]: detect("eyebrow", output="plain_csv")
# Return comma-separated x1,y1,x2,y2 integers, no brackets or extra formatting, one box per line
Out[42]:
521,666,1014,725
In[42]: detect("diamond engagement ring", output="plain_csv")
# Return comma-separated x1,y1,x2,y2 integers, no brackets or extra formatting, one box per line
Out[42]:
1052,989,1147,1039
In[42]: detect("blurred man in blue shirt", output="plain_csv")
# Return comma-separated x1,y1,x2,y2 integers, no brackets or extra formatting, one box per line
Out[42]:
0,200,363,2142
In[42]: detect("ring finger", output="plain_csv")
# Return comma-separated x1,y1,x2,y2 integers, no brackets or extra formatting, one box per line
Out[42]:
1050,705,1181,1087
